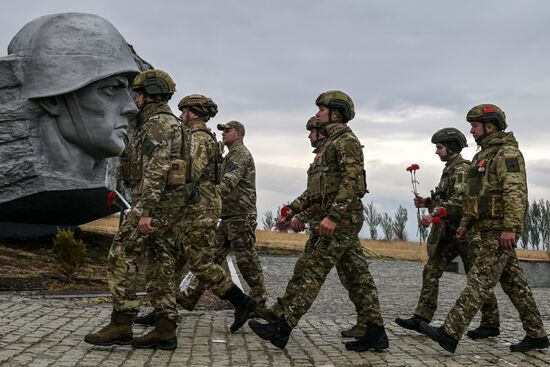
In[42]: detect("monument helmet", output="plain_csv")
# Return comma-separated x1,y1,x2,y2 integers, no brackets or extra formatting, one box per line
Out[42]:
315,90,355,122
431,127,468,153
131,69,176,96
8,12,140,99
178,94,218,120
466,104,507,131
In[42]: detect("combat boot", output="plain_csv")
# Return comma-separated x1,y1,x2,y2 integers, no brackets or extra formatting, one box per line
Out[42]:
249,317,292,349
84,311,133,346
176,292,199,311
221,285,257,332
418,321,458,353
341,324,367,338
253,307,280,322
134,311,157,326
131,317,177,350
509,335,550,353
345,322,389,352
466,326,500,340
395,314,429,334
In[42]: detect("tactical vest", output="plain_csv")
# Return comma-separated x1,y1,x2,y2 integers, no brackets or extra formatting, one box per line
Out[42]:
307,128,367,207
431,156,469,204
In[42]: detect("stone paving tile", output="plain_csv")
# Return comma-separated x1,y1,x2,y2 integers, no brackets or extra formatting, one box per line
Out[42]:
1,256,550,366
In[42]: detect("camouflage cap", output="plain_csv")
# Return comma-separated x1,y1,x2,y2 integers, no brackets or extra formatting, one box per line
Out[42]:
466,104,507,131
217,120,245,136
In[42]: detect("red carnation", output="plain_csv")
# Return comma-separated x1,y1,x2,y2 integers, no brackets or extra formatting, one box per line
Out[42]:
280,205,292,218
437,207,448,217
107,191,116,206
432,216,442,225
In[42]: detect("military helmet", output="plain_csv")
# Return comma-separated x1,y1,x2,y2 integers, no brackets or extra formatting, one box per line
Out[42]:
178,94,218,119
466,104,507,131
431,127,468,153
131,69,176,96
306,116,319,130
8,13,140,99
315,90,355,122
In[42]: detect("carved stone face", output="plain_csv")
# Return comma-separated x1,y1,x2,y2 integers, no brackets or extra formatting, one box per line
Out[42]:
52,75,138,159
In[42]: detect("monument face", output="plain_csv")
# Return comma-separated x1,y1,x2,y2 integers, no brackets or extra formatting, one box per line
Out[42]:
0,13,145,234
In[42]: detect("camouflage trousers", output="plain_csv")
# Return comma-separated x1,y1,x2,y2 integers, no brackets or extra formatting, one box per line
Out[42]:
272,221,384,329
108,207,181,321
415,234,500,328
174,213,234,298
443,230,547,340
181,215,267,307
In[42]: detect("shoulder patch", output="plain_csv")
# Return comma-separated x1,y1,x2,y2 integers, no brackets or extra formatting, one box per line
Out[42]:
142,137,158,156
505,158,521,172
224,160,238,172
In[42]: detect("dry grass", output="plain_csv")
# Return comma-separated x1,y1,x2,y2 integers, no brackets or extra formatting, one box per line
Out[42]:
80,218,550,262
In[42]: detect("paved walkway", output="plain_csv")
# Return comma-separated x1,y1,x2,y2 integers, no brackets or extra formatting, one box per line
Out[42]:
1,257,549,366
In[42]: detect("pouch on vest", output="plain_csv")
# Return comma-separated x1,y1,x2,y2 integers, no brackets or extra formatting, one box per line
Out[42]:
478,194,504,218
167,159,186,187
467,165,483,196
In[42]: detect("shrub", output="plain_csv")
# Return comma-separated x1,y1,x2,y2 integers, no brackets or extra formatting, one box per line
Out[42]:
51,229,87,282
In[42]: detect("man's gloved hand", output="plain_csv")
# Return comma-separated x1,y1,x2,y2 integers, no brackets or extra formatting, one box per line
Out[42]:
290,217,305,233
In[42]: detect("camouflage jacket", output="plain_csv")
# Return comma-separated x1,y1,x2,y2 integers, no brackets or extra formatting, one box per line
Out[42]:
123,102,183,217
289,124,367,224
460,131,527,233
425,154,470,229
219,142,257,218
292,142,325,226
184,122,221,215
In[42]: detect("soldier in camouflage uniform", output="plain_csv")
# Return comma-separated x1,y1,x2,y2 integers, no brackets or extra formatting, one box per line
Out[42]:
419,104,549,353
176,120,267,311
395,128,501,340
85,70,184,350
273,116,371,339
249,91,388,352
134,95,257,334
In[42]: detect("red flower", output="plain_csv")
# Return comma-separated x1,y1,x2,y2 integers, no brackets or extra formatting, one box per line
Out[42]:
437,207,448,217
280,205,292,218
406,163,420,171
431,216,442,225
107,191,116,206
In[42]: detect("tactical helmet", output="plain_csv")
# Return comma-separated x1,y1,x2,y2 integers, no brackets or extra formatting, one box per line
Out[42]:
315,90,355,122
8,13,140,99
131,69,176,96
466,104,507,131
431,127,468,153
306,116,319,130
178,94,218,120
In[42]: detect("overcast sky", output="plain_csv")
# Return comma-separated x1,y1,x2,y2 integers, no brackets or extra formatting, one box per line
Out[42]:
1,1,549,239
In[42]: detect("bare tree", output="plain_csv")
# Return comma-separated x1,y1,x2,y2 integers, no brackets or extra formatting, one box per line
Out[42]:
380,213,394,241
261,210,276,231
364,200,382,240
530,201,542,250
393,205,408,241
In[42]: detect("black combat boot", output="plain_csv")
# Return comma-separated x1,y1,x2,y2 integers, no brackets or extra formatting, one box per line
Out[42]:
221,285,257,332
134,311,157,326
249,317,292,349
395,314,429,334
418,321,458,353
509,335,550,352
176,292,199,311
131,317,178,350
341,324,367,338
466,326,500,340
345,322,389,352
84,311,134,346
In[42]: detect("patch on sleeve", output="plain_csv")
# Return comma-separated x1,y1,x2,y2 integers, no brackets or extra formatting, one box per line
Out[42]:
142,138,158,156
505,158,520,172
224,160,238,172
456,172,465,183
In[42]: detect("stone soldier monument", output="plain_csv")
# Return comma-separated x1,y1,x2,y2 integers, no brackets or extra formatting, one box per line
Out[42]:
0,13,146,236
